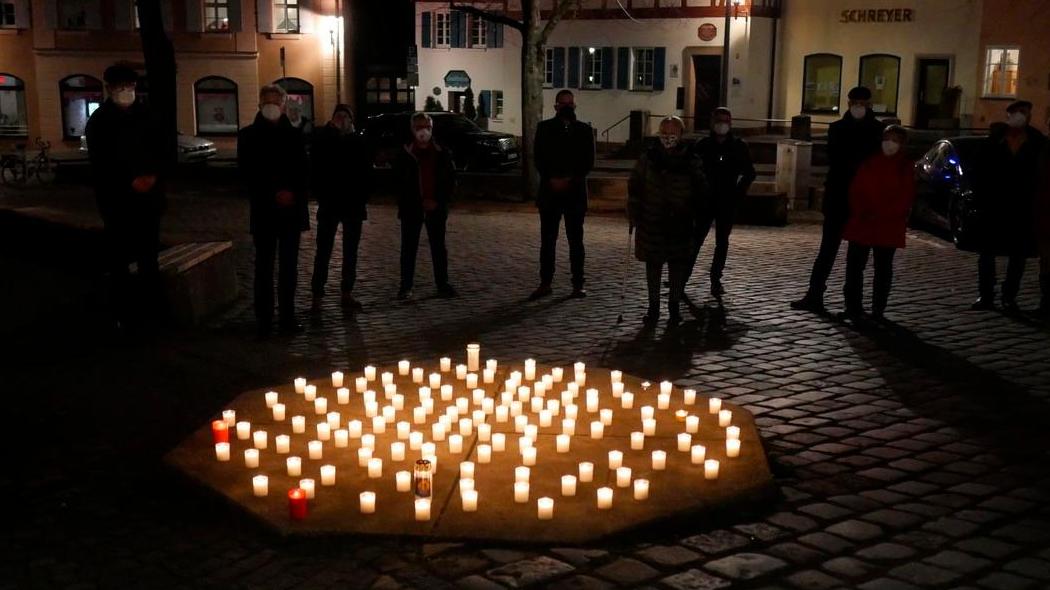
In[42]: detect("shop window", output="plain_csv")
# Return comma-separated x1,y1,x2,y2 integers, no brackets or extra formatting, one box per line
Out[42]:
802,53,842,114
982,46,1019,98
365,77,415,106
583,47,603,90
470,15,486,48
194,76,238,135
274,0,299,33
274,77,313,122
858,54,900,115
204,0,229,31
434,12,450,48
0,73,28,137
1,2,16,28
632,48,655,91
59,75,103,139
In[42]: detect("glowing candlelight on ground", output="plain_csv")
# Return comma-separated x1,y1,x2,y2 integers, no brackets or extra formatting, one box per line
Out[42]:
611,382,624,398
600,409,613,426
561,474,577,496
276,434,291,453
286,456,302,477
358,447,372,467
337,387,350,405
641,406,655,421
358,491,375,514
467,343,480,371
652,450,666,470
704,459,720,479
631,432,645,450
616,466,632,487
362,434,375,450
368,458,383,478
590,421,604,439
492,433,506,452
477,444,492,463
621,392,634,409
432,422,446,441
331,371,344,387
407,431,422,451
515,465,531,483
597,487,613,509
683,389,696,405
565,404,579,420
466,373,478,389
440,357,452,372
458,418,472,437
514,482,530,503
299,478,315,499
429,373,441,389
215,442,230,461
364,366,377,381
294,378,306,393
562,419,576,436
522,447,537,466
253,475,268,497
348,420,362,438
579,461,594,482
265,391,279,408
608,450,624,469
483,368,495,384
244,449,259,468
449,434,463,453
726,438,741,458
556,434,570,453
660,381,672,396
222,409,236,426
678,433,692,452
304,385,317,402
327,411,340,429
316,423,331,441
709,397,722,414
718,409,732,427
537,497,554,520
691,444,706,465
372,416,386,434
396,360,410,376
633,478,649,500
441,384,454,401
686,415,700,434
461,489,478,512
396,471,411,492
253,430,268,450
726,426,740,440
397,421,411,439
391,441,406,462
415,498,431,521
643,419,656,436
355,377,367,393
675,409,688,422
460,461,475,479
320,464,336,485
236,421,251,440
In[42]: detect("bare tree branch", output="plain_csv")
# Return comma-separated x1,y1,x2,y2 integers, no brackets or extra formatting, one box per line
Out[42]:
538,0,580,44
449,2,526,32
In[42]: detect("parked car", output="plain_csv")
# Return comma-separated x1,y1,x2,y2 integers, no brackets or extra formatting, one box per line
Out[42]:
79,132,218,164
911,136,985,250
362,112,520,171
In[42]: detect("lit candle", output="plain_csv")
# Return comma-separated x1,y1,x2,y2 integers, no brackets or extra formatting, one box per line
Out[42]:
726,438,741,458
552,367,564,382
461,477,475,493
616,466,632,488
334,429,348,448
429,373,441,389
440,357,452,372
292,416,306,434
652,450,667,470
726,426,740,440
236,421,251,440
368,458,383,478
474,423,490,443
466,343,480,371
465,373,478,389
222,409,236,426
660,381,672,396
421,442,436,458
458,418,472,437
522,446,537,466
495,405,509,423
392,394,405,411
643,418,656,436
620,392,634,410
678,433,692,452
364,365,377,381
317,423,331,441
562,419,575,436
709,397,722,414
432,422,446,441
440,384,454,401
320,464,336,486
633,478,650,500
686,415,700,434
332,371,344,387
610,369,622,383
477,444,492,463
586,395,599,413
358,447,372,467
590,421,604,439
396,470,411,492
600,408,613,426
514,481,530,503
215,442,230,461
337,387,350,405
705,459,720,479
556,434,570,453
408,431,423,451
486,358,498,372
455,365,467,380
359,491,376,514
391,441,406,462
253,430,268,450
683,389,696,405
483,368,495,384
361,434,375,450
415,498,431,521
286,456,302,477
365,400,378,418
538,410,553,428
611,382,624,398
449,434,463,453
675,409,688,422
412,367,425,384
561,474,577,496
327,411,341,429
211,420,230,445
276,434,291,454
462,489,478,512
524,424,539,440
597,487,613,510
265,391,279,408
348,420,362,438
382,406,396,424
537,497,554,520
641,406,655,421
304,385,317,402
579,461,594,483
394,421,409,440
523,359,537,381
244,449,259,468
372,416,386,434
294,378,306,394
457,460,474,479
565,404,579,420
718,409,732,427
691,444,707,465
514,415,528,433
253,475,268,497
492,433,506,452
624,432,642,451
299,478,315,499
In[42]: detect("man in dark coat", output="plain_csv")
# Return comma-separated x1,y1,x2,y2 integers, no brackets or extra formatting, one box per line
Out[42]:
309,104,371,312
1037,116,1050,316
529,89,596,300
689,107,756,300
393,112,457,300
86,63,166,332
792,86,883,312
237,84,310,335
971,100,1047,312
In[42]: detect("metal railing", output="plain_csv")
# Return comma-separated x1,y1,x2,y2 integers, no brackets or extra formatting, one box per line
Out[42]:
599,113,632,151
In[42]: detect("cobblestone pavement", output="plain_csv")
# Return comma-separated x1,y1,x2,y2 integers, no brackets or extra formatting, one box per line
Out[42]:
4,190,1050,590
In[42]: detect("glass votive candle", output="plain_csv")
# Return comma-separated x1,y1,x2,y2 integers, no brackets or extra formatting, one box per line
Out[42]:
244,449,259,468
600,408,613,426
316,423,331,441
616,466,632,488
726,426,741,440
275,434,291,454
252,430,268,450
477,444,492,463
709,397,722,414
236,421,251,440
360,491,376,514
640,406,655,421
718,409,732,427
608,450,624,469
642,418,656,436
522,447,537,466
514,481,530,503
294,377,306,393
556,434,570,453
651,450,667,470
683,389,696,405
579,461,594,482
492,433,506,452
409,431,424,450
460,461,475,479
705,459,720,479
299,478,315,499
320,464,336,486
252,475,268,497
590,421,604,439
515,466,530,483
391,441,406,462
357,447,372,467
265,391,279,408
396,470,411,492
286,456,302,477
449,434,463,453
630,431,645,450
215,442,230,461
461,489,478,512
537,497,554,520
686,415,700,434
561,474,577,496
691,444,707,465
304,384,317,402
633,478,650,500
726,438,741,458
678,433,692,452
596,487,613,510
621,392,634,409
308,440,323,460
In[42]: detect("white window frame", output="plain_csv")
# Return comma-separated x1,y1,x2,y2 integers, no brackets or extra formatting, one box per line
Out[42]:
274,0,299,34
470,15,486,48
631,47,655,91
204,0,229,31
434,11,450,48
492,90,504,119
981,46,1020,99
583,47,602,90
543,48,555,88
0,1,16,28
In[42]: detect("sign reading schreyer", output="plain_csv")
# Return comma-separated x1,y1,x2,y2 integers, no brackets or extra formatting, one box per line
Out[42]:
840,8,914,23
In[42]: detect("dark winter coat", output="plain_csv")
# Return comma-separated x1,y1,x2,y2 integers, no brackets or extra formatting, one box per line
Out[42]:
1037,140,1050,249
628,145,709,263
973,125,1047,257
534,116,595,211
842,152,916,249
392,142,456,220
824,111,884,220
310,123,372,220
85,99,165,220
237,112,310,235
692,133,757,208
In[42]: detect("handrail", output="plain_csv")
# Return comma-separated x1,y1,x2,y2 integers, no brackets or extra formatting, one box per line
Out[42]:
600,113,631,151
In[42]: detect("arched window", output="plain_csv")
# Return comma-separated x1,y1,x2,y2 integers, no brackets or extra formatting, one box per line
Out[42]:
0,73,28,137
859,54,901,115
801,53,842,114
194,76,239,135
273,77,313,124
59,74,103,139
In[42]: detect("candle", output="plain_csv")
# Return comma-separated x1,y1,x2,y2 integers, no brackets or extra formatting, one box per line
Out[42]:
253,430,268,450
579,461,594,482
492,433,506,452
686,415,700,434
432,422,446,441
211,420,230,444
678,433,692,452
641,406,655,421
368,458,383,478
326,411,341,430
465,373,478,389
364,401,378,418
222,409,236,426
421,442,436,458
286,456,302,477
556,434,570,453
610,369,622,383
586,395,599,413
518,436,533,452
414,498,431,521
611,382,624,398
561,419,575,436
391,441,406,462
718,409,732,427
396,471,411,492
440,384,454,401
358,447,373,467
633,478,650,500
359,491,376,514
354,376,366,393
449,434,463,454
709,397,722,414
334,429,349,448
514,415,528,433
391,421,407,440
320,464,336,486
276,434,291,454
294,377,306,393
514,481,530,503
561,474,577,496
597,487,613,510
253,475,268,497
292,416,306,434
382,406,396,424
522,446,537,466
652,450,667,470
214,442,230,461
631,432,645,450
705,459,720,479
660,381,672,395
483,368,495,384
524,424,539,440
515,465,531,484
675,409,688,422
590,421,604,439
299,478,315,499
683,389,696,405
236,421,251,440
462,489,478,512
455,365,467,380
348,420,362,438
726,438,741,458
620,392,634,410
332,371,344,387
551,367,564,382
537,497,554,520
413,459,433,497
600,408,613,426
244,449,259,468
726,426,740,440
573,361,585,374
317,423,331,441
409,406,424,425
364,365,377,381
409,431,423,451
643,418,656,436
616,466,632,488
565,404,579,420
411,367,425,385
458,418,472,437
264,391,279,408
538,409,552,428
477,444,492,464
304,385,316,402
691,444,707,465
429,372,441,389
495,405,509,423
372,416,386,434
440,357,452,372
467,343,480,371
361,434,375,450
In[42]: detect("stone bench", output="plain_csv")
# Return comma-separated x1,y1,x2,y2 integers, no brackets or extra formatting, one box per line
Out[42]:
134,241,239,325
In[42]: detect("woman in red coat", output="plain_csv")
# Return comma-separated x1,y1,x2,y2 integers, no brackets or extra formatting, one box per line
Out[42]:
841,125,916,320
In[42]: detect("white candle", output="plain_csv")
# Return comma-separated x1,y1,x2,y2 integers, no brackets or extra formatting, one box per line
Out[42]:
432,422,446,441
466,343,480,371
652,450,667,470
364,365,377,381
411,406,426,425
336,387,350,405
361,434,375,450
355,376,368,393
483,368,495,384
409,367,424,385
586,395,599,413
633,478,650,500
215,442,230,461
455,364,467,380
551,367,564,382
473,424,490,444
492,433,506,452
299,478,315,499
440,384,453,401
236,421,251,440
253,430,268,450
600,408,613,426
286,456,302,477
421,442,435,460
320,464,336,485
465,373,478,389
630,431,645,450
709,397,722,414
660,381,672,395
537,497,554,520
396,470,411,492
518,436,533,452
358,490,376,514
597,487,613,510
643,418,657,436
616,466,632,488
332,371,344,387
555,434,571,453
691,444,707,465
620,392,634,410
294,377,306,393
686,415,700,434
327,411,341,429
678,433,692,452
461,489,478,512
252,475,268,497
440,357,452,372
358,447,372,467
458,418,472,437
718,409,732,427
683,389,696,405
522,446,537,466
611,382,624,398
429,372,441,389
304,385,317,402
590,421,604,439
476,443,492,464
265,391,279,408
641,406,655,421
514,414,528,433
560,474,578,497
334,429,348,448
392,394,405,411
275,434,291,454
305,440,321,460
364,400,378,418
372,416,386,434
348,420,362,438
222,409,236,426
726,438,741,458
657,393,670,410
244,449,259,468
495,405,509,423
395,421,410,440
514,465,531,483
559,419,574,437
449,434,463,454
415,498,431,521
579,461,594,482
391,441,406,462
610,369,622,383
316,423,331,441
705,459,720,480
565,404,579,420
514,481,530,503
368,458,383,478
726,426,741,440
538,409,553,428
382,405,396,424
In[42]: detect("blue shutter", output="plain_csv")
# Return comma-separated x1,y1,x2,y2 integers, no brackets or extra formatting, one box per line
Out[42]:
487,20,504,48
601,47,614,89
653,47,666,91
617,47,630,89
553,47,566,88
421,12,432,48
479,90,491,117
495,23,504,48
451,11,466,48
567,47,580,89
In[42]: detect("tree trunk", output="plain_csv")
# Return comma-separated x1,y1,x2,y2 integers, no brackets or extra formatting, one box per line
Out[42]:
137,0,178,171
518,0,543,203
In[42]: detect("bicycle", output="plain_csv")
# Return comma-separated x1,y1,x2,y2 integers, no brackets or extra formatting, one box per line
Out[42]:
0,137,56,185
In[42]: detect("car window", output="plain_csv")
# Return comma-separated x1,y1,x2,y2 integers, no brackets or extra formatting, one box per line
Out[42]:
433,115,480,135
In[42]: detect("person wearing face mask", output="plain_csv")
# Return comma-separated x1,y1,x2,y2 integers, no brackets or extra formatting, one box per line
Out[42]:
286,102,314,139
392,112,458,300
628,117,708,325
529,89,596,300
792,86,883,312
970,100,1047,312
309,104,371,313
838,125,916,321
85,64,166,333
237,84,310,336
689,107,756,300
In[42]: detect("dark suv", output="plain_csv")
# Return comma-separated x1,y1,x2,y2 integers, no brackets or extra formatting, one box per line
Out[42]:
363,112,520,171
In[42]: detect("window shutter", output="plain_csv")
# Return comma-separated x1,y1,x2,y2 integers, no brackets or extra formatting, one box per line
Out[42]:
421,12,432,47
601,47,614,89
228,0,241,32
479,90,491,117
450,10,464,48
567,47,580,89
256,0,273,33
486,19,495,48
553,47,566,88
186,0,203,32
13,0,30,28
489,21,503,48
653,47,666,91
113,0,132,30
617,47,629,89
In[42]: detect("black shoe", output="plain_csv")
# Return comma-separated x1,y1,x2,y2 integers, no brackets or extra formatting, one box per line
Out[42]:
341,293,363,311
437,284,458,298
970,296,995,311
790,294,825,312
528,284,553,301
711,280,725,299
870,309,886,322
569,287,587,299
668,310,683,326
278,320,304,335
836,308,864,321
642,309,660,326
397,288,413,301
1001,298,1021,313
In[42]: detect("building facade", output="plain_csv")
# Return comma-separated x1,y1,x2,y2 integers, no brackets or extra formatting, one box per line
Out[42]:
972,0,1050,129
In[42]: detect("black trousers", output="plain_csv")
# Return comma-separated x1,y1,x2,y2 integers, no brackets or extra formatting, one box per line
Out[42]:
646,259,688,315
102,210,162,323
978,253,1027,301
311,207,363,295
806,214,848,296
689,203,735,284
400,212,449,290
254,230,301,324
539,203,585,288
843,243,896,314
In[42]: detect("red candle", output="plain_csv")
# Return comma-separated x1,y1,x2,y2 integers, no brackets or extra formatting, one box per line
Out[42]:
288,488,308,521
211,420,229,444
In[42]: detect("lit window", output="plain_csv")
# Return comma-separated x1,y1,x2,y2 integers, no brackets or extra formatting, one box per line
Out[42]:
492,90,504,119
982,47,1019,98
59,74,104,139
0,73,28,137
583,47,602,89
1,2,16,28
632,48,655,90
544,48,555,88
274,0,299,33
470,16,486,48
204,0,229,31
802,53,842,114
194,77,238,135
435,12,450,47
858,54,900,115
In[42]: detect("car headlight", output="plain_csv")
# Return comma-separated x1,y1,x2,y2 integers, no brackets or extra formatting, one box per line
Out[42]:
498,138,517,151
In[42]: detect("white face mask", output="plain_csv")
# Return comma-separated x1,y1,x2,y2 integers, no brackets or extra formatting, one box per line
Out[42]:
260,104,282,122
659,135,679,149
881,140,901,156
1007,112,1028,128
414,128,433,143
113,89,136,107
850,105,867,120
713,122,731,136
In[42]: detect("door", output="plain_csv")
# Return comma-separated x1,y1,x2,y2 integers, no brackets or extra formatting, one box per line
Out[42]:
915,58,950,129
448,91,465,114
692,55,722,132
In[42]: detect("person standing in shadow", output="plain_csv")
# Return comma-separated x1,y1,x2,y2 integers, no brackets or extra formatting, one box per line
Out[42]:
1035,115,1050,317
